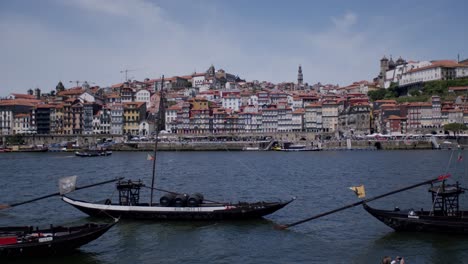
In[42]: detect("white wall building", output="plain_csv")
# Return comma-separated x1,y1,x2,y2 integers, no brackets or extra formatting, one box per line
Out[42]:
135,89,152,108
222,95,241,112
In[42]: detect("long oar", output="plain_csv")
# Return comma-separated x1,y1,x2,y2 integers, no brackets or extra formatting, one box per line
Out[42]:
275,174,450,229
0,177,123,209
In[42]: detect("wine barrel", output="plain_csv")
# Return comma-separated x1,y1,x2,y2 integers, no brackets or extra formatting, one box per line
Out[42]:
160,193,176,207
187,193,204,207
174,194,189,207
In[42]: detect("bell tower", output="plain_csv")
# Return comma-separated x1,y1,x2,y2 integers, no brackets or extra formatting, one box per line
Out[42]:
298,65,303,85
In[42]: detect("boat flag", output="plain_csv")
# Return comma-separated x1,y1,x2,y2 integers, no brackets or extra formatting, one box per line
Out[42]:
59,176,77,195
349,185,366,198
147,154,155,161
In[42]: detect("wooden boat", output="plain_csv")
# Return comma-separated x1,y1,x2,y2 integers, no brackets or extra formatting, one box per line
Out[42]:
75,150,112,157
0,222,116,257
63,76,294,221
363,181,468,234
63,180,294,221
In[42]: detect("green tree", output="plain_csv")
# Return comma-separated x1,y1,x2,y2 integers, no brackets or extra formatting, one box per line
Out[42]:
443,123,467,136
368,89,386,101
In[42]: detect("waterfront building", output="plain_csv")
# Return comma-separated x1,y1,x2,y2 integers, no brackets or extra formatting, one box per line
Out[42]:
386,115,407,135
165,104,181,133
71,101,84,135
292,109,305,132
339,102,371,136
304,103,322,132
189,97,211,134
261,105,279,133
225,113,240,133
0,99,37,135
110,103,124,135
35,104,53,134
93,106,111,134
123,102,146,135
322,100,339,133
53,104,64,134
13,113,31,134
277,104,293,132
239,111,262,133
406,102,432,130
212,108,227,134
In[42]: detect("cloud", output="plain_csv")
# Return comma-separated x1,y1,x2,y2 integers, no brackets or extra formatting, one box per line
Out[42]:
331,12,357,31
0,2,414,95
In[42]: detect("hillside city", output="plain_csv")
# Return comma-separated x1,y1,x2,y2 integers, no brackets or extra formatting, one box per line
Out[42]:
1,56,468,138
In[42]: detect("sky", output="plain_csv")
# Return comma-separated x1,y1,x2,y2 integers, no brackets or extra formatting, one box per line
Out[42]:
1,0,467,95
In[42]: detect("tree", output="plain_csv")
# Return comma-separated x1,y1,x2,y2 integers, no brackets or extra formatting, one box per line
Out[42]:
443,123,467,136
368,89,386,101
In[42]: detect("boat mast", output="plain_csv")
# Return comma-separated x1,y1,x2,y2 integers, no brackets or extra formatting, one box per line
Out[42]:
150,75,165,205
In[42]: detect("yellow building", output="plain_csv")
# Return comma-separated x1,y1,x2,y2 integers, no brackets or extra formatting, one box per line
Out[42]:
123,102,146,135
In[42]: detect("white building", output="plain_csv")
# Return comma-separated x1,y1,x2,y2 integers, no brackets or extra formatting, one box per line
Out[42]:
110,103,124,135
13,113,31,134
222,95,241,112
135,89,152,108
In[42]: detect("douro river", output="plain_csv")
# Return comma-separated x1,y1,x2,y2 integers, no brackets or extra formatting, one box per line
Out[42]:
1,150,467,263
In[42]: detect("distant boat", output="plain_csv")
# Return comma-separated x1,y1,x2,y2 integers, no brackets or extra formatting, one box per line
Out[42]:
364,181,468,234
75,150,112,157
0,148,12,153
272,142,321,152
242,146,260,151
0,222,116,257
10,145,48,152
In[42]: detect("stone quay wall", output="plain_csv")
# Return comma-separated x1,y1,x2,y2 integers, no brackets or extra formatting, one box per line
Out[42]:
1,133,448,151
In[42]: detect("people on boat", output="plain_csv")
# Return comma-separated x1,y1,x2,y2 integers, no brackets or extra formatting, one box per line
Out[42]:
381,256,405,264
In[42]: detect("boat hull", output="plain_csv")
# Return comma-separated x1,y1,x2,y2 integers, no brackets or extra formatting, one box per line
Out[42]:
62,196,293,221
363,203,468,234
0,222,115,258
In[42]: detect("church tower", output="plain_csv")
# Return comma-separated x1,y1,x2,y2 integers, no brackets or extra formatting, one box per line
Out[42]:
297,65,303,85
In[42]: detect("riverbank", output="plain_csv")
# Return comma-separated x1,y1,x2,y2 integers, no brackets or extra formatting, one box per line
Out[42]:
2,133,464,151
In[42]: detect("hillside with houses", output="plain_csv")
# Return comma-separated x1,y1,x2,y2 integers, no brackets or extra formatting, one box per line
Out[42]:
1,58,468,139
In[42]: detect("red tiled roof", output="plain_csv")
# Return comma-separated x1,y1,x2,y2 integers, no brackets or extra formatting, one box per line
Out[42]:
10,93,36,99
407,60,462,73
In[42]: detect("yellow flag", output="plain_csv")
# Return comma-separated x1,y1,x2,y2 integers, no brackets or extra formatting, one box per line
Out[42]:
349,185,366,198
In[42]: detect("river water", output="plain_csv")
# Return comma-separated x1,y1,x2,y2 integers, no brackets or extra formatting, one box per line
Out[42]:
1,150,467,263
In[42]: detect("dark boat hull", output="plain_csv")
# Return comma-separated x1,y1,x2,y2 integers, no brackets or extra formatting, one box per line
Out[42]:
0,222,115,257
363,203,468,234
75,151,112,157
63,196,294,221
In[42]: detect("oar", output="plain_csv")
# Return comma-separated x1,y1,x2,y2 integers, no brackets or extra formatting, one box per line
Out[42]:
275,174,450,229
0,177,123,209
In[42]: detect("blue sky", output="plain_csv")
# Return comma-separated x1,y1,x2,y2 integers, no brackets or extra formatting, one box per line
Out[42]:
1,0,467,95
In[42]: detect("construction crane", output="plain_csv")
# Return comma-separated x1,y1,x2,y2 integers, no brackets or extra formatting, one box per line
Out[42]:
120,69,138,82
